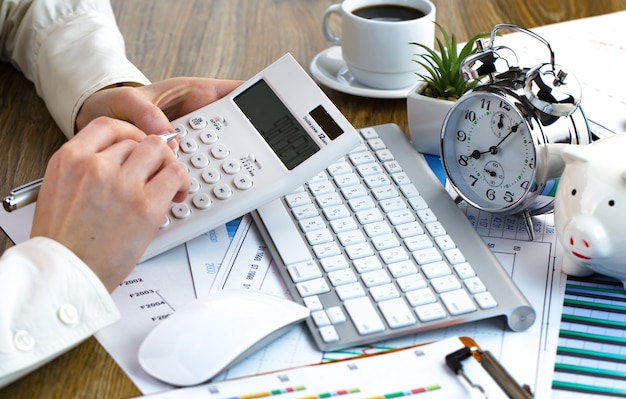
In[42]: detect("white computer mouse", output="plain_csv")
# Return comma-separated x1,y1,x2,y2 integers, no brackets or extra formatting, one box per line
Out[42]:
137,289,310,386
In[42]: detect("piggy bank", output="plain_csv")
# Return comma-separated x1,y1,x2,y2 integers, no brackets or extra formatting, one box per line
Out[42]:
554,133,626,289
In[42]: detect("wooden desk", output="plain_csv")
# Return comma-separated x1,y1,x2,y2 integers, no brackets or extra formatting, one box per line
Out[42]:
1,1,624,397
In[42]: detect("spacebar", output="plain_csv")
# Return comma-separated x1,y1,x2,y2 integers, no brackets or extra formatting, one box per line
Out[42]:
256,199,312,265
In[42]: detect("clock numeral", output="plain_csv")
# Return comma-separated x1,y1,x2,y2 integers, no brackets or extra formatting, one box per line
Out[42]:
469,174,479,186
458,154,469,166
481,99,491,110
456,130,467,142
520,180,529,189
464,110,476,122
485,190,515,203
499,100,511,111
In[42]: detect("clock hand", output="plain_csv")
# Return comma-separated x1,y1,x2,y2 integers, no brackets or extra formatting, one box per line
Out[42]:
468,122,520,160
497,113,504,129
491,122,520,152
483,167,497,177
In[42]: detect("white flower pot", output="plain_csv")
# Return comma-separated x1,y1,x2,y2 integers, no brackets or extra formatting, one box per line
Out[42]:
406,81,455,157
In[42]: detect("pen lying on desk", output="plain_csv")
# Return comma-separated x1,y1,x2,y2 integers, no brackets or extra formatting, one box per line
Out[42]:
2,132,179,213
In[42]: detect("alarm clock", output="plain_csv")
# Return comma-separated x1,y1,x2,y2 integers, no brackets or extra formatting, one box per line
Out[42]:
440,24,592,239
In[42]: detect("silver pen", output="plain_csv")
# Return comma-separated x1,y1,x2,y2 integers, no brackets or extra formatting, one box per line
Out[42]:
2,132,179,213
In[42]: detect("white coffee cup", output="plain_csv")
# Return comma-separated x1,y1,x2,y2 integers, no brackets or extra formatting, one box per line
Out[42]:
322,0,435,90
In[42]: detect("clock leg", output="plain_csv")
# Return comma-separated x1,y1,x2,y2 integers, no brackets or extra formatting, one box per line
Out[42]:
522,210,535,241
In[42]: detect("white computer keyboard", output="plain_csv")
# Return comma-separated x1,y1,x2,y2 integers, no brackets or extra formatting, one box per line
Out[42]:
253,123,535,351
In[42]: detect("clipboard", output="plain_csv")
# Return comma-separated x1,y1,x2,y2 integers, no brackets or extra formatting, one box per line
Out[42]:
450,337,533,399
141,336,531,399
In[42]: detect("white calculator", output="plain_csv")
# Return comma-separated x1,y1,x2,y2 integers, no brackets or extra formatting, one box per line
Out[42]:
140,54,361,262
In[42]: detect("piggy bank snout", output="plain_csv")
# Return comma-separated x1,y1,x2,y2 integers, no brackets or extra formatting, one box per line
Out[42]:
560,215,612,260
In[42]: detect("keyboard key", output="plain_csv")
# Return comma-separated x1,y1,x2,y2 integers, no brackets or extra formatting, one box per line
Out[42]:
328,269,358,286
415,302,447,322
405,287,435,306
430,275,462,293
287,260,322,283
388,260,418,278
326,306,347,324
361,269,391,287
312,310,331,326
299,216,326,233
303,295,323,311
336,282,366,301
344,297,386,335
353,256,382,273
379,298,416,328
454,262,476,279
296,278,330,297
369,283,399,301
421,261,452,279
464,277,487,294
345,242,374,259
319,325,340,343
440,289,477,315
444,248,466,264
412,247,442,265
320,255,349,272
474,292,498,309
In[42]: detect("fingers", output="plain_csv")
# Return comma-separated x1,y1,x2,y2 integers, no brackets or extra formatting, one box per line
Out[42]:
76,77,244,137
73,116,147,152
121,134,190,203
66,117,189,205
134,77,243,123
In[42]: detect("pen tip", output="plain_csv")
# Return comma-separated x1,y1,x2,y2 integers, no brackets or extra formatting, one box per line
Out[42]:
160,132,179,143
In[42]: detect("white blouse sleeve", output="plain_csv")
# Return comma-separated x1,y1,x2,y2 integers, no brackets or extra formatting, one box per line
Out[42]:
0,236,120,388
0,0,150,138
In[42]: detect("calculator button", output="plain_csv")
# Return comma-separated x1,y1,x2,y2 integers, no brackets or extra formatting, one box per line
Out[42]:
233,174,253,190
211,144,230,159
199,130,218,144
222,159,241,174
180,138,199,154
192,193,212,209
213,184,233,199
190,153,209,169
159,215,171,229
189,178,200,193
171,203,191,219
188,115,207,130
201,168,221,184
173,123,187,137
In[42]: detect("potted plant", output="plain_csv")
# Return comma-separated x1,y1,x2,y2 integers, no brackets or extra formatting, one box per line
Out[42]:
407,24,488,156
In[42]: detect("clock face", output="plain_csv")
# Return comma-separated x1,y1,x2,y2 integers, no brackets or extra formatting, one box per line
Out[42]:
441,91,537,213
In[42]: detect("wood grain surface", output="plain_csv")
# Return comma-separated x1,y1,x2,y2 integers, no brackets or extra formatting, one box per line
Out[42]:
1,1,624,397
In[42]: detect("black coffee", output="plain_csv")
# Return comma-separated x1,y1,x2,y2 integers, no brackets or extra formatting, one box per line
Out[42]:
353,4,426,21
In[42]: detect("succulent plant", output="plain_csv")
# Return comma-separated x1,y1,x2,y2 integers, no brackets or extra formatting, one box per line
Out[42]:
411,23,488,100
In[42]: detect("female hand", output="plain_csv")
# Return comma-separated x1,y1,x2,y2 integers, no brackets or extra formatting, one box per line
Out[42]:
76,77,243,136
31,117,190,292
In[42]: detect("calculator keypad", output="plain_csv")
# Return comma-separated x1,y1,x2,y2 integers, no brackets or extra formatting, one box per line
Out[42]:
165,115,255,224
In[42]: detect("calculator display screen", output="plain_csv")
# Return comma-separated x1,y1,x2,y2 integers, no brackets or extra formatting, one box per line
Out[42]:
234,79,320,170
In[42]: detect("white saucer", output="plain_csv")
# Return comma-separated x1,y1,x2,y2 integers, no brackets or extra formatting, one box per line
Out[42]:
309,46,418,99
